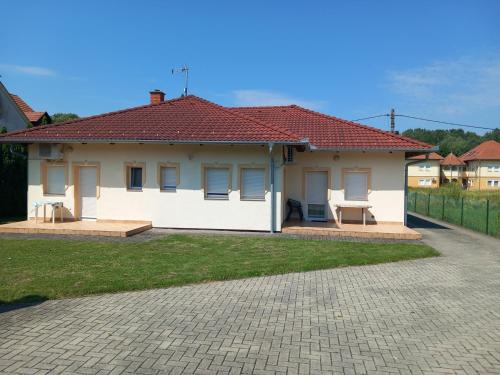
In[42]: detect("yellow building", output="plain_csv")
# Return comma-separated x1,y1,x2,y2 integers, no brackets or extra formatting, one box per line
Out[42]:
440,153,466,188
407,152,443,188
460,140,500,190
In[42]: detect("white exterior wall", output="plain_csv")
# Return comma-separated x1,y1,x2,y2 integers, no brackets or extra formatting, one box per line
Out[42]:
284,150,406,223
28,143,282,231
27,144,406,229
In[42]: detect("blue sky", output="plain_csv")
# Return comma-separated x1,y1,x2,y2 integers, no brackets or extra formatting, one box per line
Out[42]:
2,0,499,133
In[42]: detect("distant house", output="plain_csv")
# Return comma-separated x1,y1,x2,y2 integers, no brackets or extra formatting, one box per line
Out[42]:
460,140,500,190
407,152,443,188
440,153,466,187
0,81,30,132
0,81,51,132
0,90,435,232
10,93,51,127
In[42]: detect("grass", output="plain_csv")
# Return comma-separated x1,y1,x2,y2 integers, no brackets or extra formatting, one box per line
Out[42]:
0,234,438,304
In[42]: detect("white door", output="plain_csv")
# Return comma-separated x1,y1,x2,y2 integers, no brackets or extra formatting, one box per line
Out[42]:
306,171,328,220
79,167,97,220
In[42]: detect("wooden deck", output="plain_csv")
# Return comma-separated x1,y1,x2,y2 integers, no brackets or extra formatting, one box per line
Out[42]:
282,220,422,240
0,220,152,237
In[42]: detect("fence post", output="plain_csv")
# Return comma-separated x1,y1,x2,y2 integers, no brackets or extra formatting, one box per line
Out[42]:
460,197,464,226
427,193,431,216
486,199,490,235
441,195,445,220
414,192,417,212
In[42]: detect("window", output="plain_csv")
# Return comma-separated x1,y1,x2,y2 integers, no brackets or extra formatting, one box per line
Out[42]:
125,163,145,191
240,167,265,200
159,164,179,192
419,164,431,171
487,180,499,187
46,165,65,195
487,165,500,172
344,171,369,201
205,167,231,199
286,146,294,163
418,178,432,186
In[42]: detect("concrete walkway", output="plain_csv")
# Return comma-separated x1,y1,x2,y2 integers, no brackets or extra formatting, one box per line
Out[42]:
0,215,499,374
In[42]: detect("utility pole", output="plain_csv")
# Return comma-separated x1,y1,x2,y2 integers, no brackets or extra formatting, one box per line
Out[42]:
390,108,395,133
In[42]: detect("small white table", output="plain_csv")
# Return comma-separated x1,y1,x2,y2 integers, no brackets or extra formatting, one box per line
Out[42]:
34,201,64,224
335,203,372,226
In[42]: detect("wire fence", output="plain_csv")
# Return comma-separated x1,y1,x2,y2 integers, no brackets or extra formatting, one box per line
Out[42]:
408,190,500,237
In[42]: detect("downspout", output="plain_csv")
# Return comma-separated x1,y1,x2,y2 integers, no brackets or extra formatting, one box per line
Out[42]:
269,143,275,233
404,158,425,226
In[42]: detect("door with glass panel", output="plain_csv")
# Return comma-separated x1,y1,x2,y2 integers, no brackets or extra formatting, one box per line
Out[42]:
79,166,97,220
306,171,328,220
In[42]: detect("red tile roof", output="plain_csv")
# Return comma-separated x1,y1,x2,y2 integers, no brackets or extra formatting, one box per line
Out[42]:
441,153,465,166
0,95,435,151
10,94,34,112
0,96,302,144
460,140,500,161
408,152,443,160
231,105,432,150
10,94,48,123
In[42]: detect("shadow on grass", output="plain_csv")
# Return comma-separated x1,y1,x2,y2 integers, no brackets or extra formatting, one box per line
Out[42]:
0,295,48,313
407,214,450,230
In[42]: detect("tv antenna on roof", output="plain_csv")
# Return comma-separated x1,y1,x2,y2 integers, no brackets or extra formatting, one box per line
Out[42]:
171,65,189,97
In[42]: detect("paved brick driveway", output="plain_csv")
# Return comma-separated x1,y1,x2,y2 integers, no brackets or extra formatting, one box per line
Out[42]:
1,215,499,374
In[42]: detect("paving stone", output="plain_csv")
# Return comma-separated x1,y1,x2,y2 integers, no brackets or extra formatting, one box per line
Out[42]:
1,215,500,374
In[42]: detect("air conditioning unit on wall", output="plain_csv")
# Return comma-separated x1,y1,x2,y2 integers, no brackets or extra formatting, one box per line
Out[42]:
38,143,63,160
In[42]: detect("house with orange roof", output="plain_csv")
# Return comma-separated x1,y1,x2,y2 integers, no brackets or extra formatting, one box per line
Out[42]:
440,153,466,187
460,140,500,190
406,152,443,188
0,81,51,132
0,89,435,233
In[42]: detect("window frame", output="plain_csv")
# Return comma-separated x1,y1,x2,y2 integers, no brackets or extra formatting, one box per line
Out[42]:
41,161,68,196
341,168,371,201
124,162,146,191
238,164,267,201
157,162,180,192
487,180,499,187
202,164,232,200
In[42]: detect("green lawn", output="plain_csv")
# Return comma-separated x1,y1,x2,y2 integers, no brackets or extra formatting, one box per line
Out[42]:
0,234,438,304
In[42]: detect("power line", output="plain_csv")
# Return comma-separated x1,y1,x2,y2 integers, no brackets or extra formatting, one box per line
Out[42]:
394,114,496,131
351,114,389,122
351,112,497,131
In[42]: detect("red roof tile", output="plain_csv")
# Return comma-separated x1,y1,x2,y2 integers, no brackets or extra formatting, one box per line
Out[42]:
0,96,302,144
10,93,48,124
408,152,443,160
460,140,500,161
232,105,432,150
10,94,34,113
441,153,465,166
0,95,435,150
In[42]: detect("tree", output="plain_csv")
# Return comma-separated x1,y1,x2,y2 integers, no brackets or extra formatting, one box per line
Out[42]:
402,127,500,156
51,113,79,123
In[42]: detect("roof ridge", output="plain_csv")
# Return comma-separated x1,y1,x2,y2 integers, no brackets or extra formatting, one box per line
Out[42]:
287,105,432,149
0,95,191,138
231,104,295,110
192,96,303,141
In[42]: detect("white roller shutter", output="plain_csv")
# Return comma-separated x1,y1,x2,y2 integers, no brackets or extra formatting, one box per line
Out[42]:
206,168,229,198
241,168,265,199
47,166,65,195
161,167,177,190
345,172,368,201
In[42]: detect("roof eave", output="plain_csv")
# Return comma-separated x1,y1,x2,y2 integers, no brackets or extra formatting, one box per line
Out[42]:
309,146,439,153
0,138,309,146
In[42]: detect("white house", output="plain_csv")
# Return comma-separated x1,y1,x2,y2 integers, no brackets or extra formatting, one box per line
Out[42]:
0,91,434,232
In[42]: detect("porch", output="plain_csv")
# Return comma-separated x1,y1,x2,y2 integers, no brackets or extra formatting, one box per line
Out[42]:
0,219,152,237
282,220,422,240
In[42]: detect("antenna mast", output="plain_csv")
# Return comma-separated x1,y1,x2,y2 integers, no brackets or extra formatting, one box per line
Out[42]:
171,65,189,96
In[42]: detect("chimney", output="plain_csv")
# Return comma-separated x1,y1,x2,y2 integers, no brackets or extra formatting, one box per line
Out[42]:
149,89,165,104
